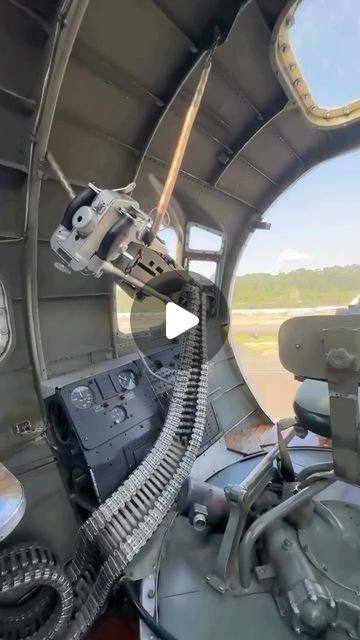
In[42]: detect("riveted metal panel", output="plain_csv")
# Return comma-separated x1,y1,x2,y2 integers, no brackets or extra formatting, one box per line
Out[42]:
57,58,157,149
25,0,59,22
194,185,251,233
39,296,113,372
0,2,47,97
213,380,257,433
242,125,300,183
0,301,29,374
0,369,41,450
0,243,25,300
217,157,271,206
37,243,112,298
146,0,222,44
78,0,189,98
215,2,284,113
5,459,78,564
183,67,256,149
148,108,222,182
0,104,31,166
274,109,330,161
38,179,73,238
48,118,136,186
0,167,26,236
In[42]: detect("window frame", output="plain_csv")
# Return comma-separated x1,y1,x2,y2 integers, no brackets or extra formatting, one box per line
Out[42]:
183,222,226,289
185,222,224,257
186,258,219,285
271,0,360,128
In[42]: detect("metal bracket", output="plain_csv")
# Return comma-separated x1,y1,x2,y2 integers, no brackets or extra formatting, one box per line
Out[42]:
322,328,360,485
139,574,156,640
206,428,295,593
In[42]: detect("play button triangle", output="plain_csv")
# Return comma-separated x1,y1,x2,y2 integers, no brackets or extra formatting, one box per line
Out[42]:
165,301,199,340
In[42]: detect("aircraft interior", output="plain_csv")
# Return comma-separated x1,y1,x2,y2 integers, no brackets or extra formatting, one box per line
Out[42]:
1,1,360,639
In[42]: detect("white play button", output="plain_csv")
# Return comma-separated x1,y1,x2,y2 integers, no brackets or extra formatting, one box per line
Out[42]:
165,301,199,340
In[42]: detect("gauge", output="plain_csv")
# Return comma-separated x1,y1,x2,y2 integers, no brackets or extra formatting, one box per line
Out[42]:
70,385,94,410
117,370,137,391
110,406,127,424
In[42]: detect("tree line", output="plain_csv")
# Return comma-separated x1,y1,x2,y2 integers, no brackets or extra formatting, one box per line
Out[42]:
116,265,360,311
231,265,360,309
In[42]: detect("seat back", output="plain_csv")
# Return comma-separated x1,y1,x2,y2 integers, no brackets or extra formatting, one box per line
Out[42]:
293,379,332,438
278,314,360,485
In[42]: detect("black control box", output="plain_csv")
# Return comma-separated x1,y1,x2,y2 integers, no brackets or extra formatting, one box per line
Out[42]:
46,347,220,508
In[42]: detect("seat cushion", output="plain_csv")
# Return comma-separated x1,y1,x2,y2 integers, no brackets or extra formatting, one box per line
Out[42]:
293,379,332,438
294,379,360,438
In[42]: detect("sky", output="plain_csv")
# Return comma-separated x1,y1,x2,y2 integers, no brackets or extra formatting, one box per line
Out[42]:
237,0,360,276
237,149,360,275
291,0,360,108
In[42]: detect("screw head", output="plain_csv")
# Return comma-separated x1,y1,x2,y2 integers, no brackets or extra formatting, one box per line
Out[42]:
283,538,293,549
327,348,355,370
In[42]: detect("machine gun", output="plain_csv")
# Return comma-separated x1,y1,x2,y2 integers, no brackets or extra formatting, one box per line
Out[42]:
50,182,185,304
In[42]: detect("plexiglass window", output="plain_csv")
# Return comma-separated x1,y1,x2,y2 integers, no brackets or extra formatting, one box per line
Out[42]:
188,260,218,284
273,0,360,127
187,224,223,253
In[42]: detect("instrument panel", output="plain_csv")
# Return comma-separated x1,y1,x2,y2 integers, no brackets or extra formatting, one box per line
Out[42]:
46,347,220,507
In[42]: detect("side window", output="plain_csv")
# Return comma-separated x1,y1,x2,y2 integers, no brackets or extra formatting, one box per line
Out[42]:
0,281,12,361
188,259,218,284
186,224,223,254
116,285,133,334
185,223,224,284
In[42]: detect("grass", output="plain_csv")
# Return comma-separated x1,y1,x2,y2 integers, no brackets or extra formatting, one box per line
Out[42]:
233,332,278,354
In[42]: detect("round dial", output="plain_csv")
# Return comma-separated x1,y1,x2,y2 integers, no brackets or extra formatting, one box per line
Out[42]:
70,385,94,410
117,370,137,391
110,406,127,424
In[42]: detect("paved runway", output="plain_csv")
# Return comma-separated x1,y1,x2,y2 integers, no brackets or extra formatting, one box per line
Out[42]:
235,344,300,422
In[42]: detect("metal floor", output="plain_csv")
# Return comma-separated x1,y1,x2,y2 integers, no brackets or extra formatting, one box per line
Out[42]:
158,449,360,640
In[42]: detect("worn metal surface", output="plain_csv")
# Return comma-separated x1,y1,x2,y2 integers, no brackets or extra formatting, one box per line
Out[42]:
207,427,295,591
322,328,360,484
157,450,360,640
279,315,360,381
279,316,360,484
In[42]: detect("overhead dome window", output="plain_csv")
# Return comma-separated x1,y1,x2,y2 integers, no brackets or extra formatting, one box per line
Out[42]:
272,0,360,127
0,281,12,361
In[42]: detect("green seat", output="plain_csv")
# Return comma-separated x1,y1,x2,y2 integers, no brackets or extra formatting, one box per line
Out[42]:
294,379,360,438
293,379,332,438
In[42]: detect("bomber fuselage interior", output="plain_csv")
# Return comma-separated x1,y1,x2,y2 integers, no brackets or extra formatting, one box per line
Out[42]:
1,1,360,639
